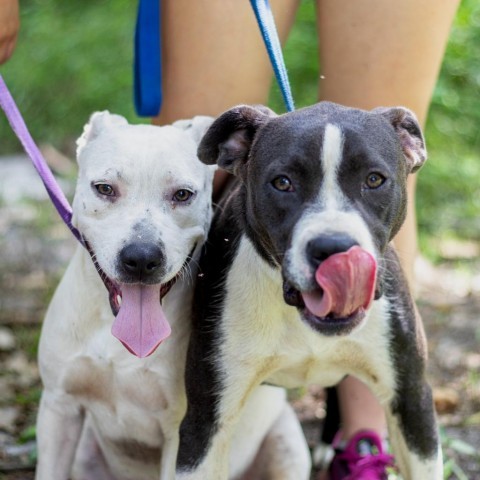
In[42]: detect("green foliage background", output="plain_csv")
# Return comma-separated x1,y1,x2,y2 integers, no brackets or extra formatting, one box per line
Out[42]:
0,0,479,256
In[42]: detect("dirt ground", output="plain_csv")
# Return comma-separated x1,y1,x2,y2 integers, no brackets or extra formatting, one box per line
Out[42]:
0,155,479,479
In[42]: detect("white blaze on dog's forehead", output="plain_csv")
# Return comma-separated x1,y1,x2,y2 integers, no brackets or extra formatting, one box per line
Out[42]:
320,123,344,210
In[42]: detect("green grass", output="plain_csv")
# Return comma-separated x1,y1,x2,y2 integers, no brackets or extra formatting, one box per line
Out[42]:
0,0,138,152
441,427,480,480
417,0,480,254
0,0,479,257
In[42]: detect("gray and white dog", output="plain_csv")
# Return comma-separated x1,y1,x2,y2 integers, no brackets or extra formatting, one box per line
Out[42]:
177,102,442,480
35,112,310,480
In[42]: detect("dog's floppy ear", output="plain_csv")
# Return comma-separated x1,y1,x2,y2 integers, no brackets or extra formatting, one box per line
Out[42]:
76,111,128,157
198,105,275,175
374,107,427,173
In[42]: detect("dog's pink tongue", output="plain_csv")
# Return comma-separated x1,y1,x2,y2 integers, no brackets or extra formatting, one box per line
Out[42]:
111,284,171,358
301,246,376,318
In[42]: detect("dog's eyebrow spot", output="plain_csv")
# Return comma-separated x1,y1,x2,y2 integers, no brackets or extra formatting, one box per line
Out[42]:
99,167,118,177
93,168,124,184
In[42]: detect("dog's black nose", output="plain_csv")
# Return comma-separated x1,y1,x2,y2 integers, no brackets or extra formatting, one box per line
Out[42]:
306,234,358,266
119,243,165,280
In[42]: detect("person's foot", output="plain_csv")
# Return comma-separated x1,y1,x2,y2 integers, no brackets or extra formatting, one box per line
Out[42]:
328,430,395,480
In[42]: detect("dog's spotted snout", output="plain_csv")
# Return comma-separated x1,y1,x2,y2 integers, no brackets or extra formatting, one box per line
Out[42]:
119,243,165,281
307,234,358,267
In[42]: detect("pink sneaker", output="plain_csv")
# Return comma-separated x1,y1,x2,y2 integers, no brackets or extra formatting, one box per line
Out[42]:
328,430,395,480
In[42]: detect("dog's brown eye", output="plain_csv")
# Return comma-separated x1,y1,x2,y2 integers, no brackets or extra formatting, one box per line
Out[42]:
272,176,294,192
173,189,193,202
365,173,385,189
95,183,115,196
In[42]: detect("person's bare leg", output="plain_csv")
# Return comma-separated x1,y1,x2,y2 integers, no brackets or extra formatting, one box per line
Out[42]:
154,0,300,193
156,0,300,124
316,0,459,442
336,377,387,440
317,0,459,284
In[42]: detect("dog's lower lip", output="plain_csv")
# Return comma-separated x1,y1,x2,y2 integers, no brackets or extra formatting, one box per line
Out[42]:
282,280,367,333
301,307,365,335
303,309,356,323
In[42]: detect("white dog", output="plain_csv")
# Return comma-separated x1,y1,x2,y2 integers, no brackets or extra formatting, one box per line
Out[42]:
35,112,310,480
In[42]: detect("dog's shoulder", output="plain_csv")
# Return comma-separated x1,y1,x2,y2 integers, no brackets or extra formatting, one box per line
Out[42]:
381,245,414,313
381,245,428,360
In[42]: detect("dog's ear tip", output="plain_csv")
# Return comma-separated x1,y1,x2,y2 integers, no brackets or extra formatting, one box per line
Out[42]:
173,116,215,145
374,106,427,174
89,111,128,130
77,111,129,157
197,141,218,166
196,103,274,173
197,149,216,166
87,110,116,127
90,109,111,118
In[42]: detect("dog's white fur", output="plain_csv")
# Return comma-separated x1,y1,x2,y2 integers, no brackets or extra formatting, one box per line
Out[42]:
35,113,310,480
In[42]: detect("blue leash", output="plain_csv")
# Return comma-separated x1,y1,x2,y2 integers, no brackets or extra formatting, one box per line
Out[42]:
134,0,162,116
133,0,294,116
249,0,295,112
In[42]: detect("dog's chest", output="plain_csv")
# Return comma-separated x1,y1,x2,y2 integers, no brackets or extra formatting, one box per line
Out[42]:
63,354,170,412
62,352,184,460
61,302,189,440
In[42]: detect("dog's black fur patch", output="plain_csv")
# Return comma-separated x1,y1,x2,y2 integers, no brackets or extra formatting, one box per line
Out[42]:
178,189,242,469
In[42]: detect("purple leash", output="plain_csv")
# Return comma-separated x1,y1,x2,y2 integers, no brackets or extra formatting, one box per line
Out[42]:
0,75,83,245
0,75,127,304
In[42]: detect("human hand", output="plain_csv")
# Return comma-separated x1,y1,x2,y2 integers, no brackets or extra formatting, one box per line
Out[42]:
0,0,20,65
